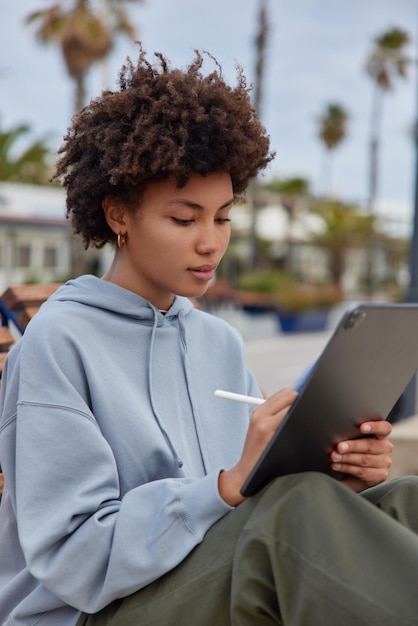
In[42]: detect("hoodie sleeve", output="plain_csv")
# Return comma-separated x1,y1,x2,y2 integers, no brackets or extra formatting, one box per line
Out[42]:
9,321,235,613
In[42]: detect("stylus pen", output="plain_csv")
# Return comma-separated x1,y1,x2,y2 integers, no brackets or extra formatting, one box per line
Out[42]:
214,389,266,406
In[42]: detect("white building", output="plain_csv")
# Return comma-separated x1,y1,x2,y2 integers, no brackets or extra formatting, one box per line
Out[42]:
0,182,109,294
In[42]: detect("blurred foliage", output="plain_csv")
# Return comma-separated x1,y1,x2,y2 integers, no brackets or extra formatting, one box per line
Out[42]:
311,198,376,243
317,103,349,151
0,121,53,185
237,269,294,294
366,27,411,91
272,283,342,313
310,198,378,288
236,268,342,312
26,0,143,113
265,177,310,196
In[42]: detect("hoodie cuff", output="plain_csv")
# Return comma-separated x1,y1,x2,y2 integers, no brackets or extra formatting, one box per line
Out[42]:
179,470,234,540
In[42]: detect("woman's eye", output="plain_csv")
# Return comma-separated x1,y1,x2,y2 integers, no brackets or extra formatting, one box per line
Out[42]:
172,217,231,226
173,218,193,225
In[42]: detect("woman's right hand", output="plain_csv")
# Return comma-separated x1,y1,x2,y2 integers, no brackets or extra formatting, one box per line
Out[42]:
218,387,298,506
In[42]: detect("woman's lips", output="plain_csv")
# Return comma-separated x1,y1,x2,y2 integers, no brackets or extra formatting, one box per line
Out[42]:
188,265,216,281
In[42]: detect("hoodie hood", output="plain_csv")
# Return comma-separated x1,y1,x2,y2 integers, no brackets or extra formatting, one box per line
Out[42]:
47,274,195,323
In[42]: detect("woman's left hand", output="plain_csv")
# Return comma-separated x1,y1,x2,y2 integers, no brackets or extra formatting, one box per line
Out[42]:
330,419,393,493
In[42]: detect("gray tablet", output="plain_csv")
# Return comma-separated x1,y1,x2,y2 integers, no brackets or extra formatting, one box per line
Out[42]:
241,303,418,497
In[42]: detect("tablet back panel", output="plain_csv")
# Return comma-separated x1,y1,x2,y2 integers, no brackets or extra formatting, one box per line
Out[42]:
241,303,418,497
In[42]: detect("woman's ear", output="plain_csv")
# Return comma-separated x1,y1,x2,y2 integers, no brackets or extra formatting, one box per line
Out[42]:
102,196,126,234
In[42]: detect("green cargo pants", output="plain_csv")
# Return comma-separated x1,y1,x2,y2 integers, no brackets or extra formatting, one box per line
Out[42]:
78,472,418,626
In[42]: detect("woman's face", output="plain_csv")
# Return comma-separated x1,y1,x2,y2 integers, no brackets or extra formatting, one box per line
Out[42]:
103,171,234,309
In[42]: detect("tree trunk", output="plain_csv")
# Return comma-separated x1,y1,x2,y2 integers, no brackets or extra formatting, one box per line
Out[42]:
248,0,269,270
367,85,383,213
75,73,86,114
329,249,345,289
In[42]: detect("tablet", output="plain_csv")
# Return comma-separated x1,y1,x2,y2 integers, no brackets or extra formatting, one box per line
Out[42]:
241,302,418,497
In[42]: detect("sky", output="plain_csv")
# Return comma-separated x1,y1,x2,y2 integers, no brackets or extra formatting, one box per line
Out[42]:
1,0,418,235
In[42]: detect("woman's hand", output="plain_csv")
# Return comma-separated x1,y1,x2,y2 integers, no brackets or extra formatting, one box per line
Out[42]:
331,419,393,493
218,388,298,507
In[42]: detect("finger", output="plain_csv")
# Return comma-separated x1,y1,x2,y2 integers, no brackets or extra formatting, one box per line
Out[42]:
335,437,393,456
331,451,392,471
257,387,298,415
337,421,392,451
359,419,392,438
249,388,298,444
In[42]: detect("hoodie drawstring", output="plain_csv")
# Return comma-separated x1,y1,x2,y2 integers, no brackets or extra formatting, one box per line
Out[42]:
177,310,209,474
148,309,184,470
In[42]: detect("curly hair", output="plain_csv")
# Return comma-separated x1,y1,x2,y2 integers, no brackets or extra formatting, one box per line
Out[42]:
53,46,275,248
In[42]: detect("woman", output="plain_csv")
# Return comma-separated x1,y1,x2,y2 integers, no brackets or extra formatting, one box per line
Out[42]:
0,47,418,626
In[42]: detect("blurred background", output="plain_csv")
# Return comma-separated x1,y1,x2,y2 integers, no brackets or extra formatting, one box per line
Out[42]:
0,0,417,313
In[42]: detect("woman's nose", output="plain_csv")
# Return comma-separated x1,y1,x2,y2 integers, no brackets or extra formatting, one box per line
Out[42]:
195,225,222,255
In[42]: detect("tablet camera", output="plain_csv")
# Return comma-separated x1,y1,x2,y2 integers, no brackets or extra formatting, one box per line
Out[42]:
344,308,367,331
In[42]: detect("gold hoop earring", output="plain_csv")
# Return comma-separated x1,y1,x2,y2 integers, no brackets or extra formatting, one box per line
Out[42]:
117,232,127,249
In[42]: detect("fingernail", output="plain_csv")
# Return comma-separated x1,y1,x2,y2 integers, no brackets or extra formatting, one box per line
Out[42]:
362,424,372,433
339,443,349,452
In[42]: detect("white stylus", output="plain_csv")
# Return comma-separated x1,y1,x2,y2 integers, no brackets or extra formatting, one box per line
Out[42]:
214,389,266,406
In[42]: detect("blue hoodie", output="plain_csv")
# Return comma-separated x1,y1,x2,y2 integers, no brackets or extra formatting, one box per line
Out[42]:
0,275,262,625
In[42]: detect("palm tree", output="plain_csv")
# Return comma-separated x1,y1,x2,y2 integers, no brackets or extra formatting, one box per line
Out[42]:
0,122,52,185
266,176,310,221
26,0,141,114
310,198,377,289
317,103,349,197
365,27,410,213
26,0,142,277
